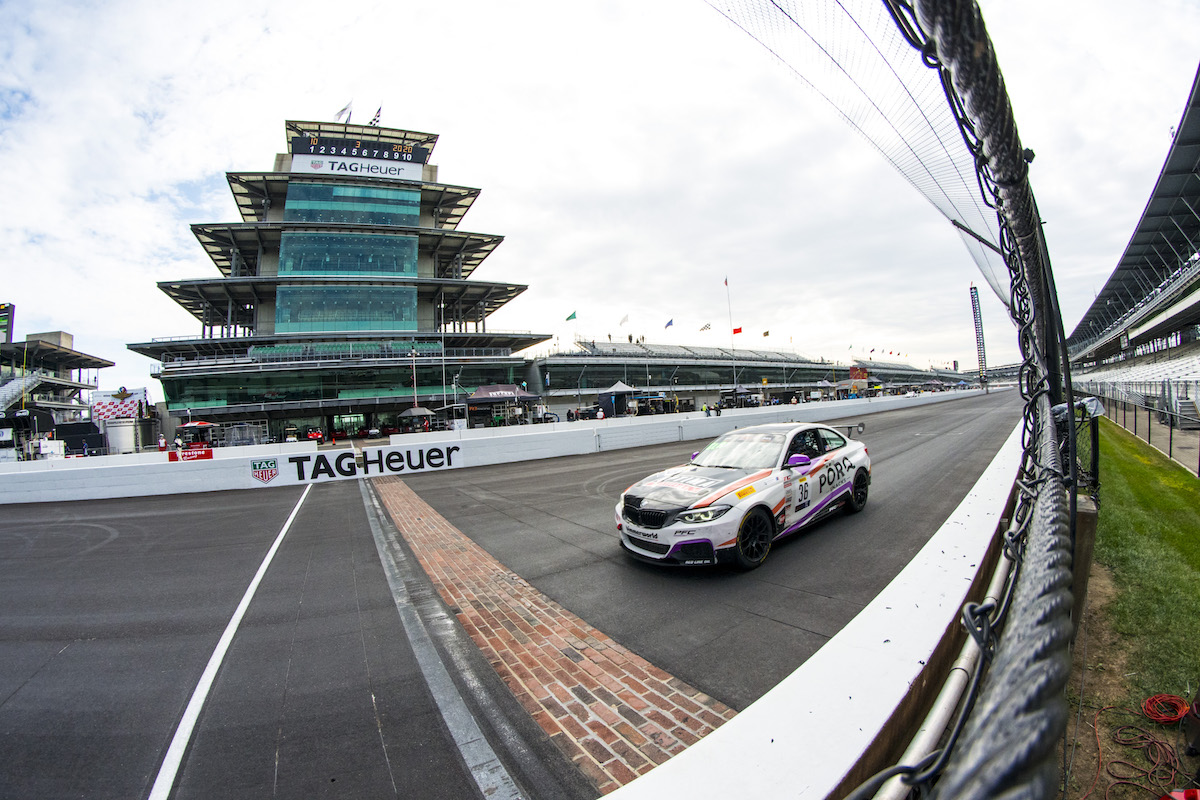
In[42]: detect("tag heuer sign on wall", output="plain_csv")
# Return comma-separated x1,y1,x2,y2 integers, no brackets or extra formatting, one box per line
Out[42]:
251,458,279,483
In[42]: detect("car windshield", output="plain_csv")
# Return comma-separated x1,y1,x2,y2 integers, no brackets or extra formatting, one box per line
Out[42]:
693,432,784,470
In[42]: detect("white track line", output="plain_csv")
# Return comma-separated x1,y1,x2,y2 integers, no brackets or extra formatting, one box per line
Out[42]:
359,480,525,800
148,484,312,800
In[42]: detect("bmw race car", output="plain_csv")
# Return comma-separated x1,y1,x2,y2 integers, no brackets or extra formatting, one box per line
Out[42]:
615,422,871,569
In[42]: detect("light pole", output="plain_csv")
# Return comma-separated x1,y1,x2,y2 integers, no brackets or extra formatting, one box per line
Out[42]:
410,348,418,408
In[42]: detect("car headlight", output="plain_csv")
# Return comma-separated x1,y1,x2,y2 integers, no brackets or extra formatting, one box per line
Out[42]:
677,505,732,524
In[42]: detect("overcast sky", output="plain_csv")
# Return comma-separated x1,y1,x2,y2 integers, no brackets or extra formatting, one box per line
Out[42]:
3,0,1198,402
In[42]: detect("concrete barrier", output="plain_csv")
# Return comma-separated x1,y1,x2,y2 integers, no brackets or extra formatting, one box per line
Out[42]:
0,442,318,504
0,389,988,505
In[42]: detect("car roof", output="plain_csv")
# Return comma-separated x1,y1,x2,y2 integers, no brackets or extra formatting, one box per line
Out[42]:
718,422,827,436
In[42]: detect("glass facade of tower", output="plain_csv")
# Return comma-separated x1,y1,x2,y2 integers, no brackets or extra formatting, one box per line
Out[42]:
278,233,418,277
282,182,420,226
274,286,417,333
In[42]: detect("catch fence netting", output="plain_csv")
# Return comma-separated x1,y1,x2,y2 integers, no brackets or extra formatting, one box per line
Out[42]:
709,1,1081,796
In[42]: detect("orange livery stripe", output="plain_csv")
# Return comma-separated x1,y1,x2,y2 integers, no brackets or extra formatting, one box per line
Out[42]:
692,469,773,508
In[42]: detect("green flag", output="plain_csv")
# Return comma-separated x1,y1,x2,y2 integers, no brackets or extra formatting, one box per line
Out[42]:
565,311,577,321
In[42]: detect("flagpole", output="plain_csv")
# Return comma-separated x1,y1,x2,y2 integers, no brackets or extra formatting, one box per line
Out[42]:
725,277,737,394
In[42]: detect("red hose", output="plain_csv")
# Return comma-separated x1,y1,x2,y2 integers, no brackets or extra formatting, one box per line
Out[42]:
1141,693,1189,724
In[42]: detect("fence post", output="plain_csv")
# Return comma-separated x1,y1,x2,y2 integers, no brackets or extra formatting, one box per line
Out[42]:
1169,409,1174,460
1071,494,1099,634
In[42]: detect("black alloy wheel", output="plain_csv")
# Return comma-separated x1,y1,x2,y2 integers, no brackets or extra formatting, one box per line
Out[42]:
846,468,870,513
733,507,774,570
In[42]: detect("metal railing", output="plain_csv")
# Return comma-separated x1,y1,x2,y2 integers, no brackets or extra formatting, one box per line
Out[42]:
1077,380,1200,477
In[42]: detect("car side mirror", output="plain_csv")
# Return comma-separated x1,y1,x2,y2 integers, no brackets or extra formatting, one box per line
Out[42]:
786,454,811,468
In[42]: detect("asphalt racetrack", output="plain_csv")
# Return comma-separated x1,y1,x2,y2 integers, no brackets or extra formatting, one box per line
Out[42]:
0,390,1022,799
403,389,1024,710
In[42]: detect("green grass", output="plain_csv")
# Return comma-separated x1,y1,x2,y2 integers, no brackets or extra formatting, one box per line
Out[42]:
1092,418,1200,704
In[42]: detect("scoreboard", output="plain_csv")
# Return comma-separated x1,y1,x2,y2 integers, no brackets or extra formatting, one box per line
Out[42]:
290,136,429,164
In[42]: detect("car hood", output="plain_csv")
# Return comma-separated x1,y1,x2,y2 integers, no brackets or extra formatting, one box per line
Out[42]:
625,464,766,509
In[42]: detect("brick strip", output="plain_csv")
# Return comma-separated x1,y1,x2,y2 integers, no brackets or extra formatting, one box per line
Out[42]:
373,477,737,794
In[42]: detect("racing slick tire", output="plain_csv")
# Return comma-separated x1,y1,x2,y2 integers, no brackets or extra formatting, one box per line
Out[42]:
846,468,870,514
733,507,774,570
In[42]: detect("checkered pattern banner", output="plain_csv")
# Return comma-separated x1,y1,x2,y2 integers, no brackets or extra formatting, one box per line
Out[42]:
92,387,148,420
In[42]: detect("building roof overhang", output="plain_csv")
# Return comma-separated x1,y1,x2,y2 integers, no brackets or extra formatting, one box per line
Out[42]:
127,329,550,362
225,172,481,229
284,120,438,152
153,276,527,329
0,340,114,371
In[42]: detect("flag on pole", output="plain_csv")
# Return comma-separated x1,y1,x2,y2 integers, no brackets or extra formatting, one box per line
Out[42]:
369,106,381,126
664,319,674,329
619,314,629,326
733,327,743,335
724,277,728,287
335,102,353,123
566,311,577,321
699,323,711,331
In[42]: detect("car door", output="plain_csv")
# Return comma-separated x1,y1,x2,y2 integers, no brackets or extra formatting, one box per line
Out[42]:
813,428,855,501
782,428,823,525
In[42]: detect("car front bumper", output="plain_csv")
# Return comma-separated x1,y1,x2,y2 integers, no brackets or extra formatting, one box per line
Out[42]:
614,505,739,566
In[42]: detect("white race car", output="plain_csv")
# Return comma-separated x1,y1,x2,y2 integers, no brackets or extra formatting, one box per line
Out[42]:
615,422,871,569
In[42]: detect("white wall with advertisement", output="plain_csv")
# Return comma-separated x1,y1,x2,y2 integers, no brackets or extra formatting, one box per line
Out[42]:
0,390,992,505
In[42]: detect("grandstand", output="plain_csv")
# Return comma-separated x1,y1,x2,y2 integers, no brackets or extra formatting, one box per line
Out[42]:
1069,63,1200,379
530,338,970,411
1069,63,1200,441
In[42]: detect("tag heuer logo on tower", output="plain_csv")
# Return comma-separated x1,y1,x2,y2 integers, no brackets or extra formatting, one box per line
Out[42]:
251,458,279,484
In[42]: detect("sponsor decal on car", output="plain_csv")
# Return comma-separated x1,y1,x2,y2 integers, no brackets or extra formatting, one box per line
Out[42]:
735,485,757,500
818,456,856,492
